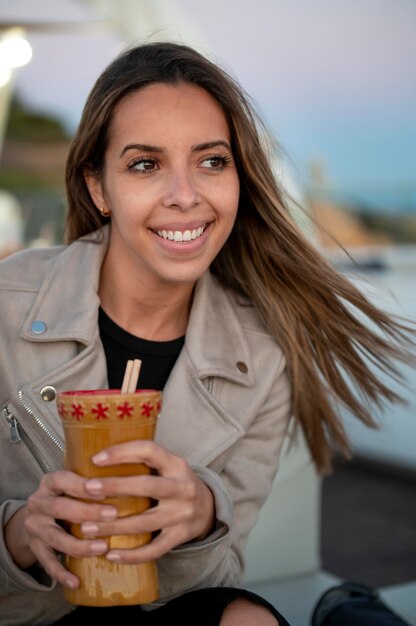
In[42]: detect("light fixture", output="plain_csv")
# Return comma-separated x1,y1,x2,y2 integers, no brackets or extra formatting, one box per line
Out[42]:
0,27,32,82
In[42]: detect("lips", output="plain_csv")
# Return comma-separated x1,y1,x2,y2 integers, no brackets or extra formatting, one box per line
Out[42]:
155,225,207,242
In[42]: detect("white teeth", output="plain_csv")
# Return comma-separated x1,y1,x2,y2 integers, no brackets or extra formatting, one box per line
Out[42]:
156,226,206,242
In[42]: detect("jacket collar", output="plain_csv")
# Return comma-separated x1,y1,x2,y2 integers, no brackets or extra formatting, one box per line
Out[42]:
184,271,255,386
21,227,109,345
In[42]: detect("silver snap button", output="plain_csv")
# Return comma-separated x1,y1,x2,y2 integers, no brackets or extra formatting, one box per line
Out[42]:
40,386,56,402
31,320,47,334
236,361,248,374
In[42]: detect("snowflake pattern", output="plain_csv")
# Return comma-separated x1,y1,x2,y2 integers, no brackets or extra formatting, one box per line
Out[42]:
91,403,109,420
57,401,68,419
61,396,159,421
117,402,134,418
71,403,85,420
140,402,153,417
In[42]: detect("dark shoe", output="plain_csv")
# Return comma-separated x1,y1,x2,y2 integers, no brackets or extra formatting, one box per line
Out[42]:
311,581,411,626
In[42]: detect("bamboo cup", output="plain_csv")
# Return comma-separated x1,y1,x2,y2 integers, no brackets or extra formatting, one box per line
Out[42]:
56,387,161,607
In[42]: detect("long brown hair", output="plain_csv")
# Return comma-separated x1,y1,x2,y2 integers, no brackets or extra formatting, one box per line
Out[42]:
65,41,415,473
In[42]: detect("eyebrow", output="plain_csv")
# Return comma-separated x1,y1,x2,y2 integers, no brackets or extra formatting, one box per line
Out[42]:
120,140,231,158
120,143,163,157
191,140,231,152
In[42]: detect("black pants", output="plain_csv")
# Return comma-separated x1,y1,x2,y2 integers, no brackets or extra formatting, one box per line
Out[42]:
53,587,291,625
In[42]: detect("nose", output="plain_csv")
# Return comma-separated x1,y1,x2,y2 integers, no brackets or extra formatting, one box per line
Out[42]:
162,169,200,211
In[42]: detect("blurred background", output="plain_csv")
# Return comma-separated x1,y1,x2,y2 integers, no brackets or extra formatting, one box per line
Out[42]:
0,0,415,589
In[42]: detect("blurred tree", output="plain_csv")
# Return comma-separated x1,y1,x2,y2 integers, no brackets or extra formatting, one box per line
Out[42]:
6,94,70,143
0,96,69,246
0,95,70,190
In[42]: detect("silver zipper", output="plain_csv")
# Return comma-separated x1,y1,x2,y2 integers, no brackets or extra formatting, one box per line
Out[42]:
3,405,53,472
207,377,213,394
3,405,21,443
15,390,64,473
18,390,64,452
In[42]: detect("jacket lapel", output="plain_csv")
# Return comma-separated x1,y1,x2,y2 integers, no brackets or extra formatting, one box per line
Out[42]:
20,228,109,345
185,272,255,386
156,272,256,466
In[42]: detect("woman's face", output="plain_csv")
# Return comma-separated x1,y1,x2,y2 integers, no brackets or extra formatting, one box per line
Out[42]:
86,82,240,288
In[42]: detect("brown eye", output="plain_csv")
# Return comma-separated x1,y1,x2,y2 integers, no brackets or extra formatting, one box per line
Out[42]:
200,155,232,170
201,156,225,169
129,158,158,172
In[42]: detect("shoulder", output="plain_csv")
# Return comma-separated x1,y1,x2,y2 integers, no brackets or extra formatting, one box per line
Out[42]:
0,245,66,291
209,272,273,337
0,228,108,293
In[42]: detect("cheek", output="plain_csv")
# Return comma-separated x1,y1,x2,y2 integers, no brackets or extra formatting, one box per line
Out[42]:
226,180,240,217
221,192,239,236
212,174,239,211
108,189,146,220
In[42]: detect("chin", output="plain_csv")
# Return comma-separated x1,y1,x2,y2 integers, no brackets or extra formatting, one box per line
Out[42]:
160,266,208,286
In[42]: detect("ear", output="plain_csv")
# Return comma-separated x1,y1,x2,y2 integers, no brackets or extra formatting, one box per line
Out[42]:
84,169,106,211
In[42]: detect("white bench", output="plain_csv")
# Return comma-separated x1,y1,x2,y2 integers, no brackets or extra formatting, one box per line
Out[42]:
241,424,416,625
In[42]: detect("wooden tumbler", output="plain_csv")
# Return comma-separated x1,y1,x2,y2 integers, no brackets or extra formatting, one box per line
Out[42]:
57,389,161,607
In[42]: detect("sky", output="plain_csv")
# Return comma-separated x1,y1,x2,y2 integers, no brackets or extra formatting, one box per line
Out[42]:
1,0,416,202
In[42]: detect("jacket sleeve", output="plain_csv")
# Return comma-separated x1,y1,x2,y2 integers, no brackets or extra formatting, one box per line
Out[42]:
0,500,56,594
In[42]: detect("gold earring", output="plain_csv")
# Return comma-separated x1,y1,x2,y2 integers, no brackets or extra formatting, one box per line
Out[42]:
99,207,111,218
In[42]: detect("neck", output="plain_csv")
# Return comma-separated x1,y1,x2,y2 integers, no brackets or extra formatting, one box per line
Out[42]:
98,256,195,341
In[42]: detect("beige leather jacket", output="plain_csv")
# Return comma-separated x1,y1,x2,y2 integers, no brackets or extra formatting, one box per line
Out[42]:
0,226,291,625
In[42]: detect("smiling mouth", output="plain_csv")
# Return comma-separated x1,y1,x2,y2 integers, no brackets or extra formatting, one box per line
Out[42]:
155,225,207,242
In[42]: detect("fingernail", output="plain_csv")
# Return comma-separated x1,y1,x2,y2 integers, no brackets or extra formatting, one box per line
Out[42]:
91,541,108,553
82,522,99,535
106,552,121,561
85,479,103,494
65,577,78,589
101,507,117,520
92,451,109,464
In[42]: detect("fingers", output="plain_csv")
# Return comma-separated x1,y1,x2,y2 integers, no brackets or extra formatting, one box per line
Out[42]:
25,514,109,590
92,440,184,476
30,530,111,590
30,538,80,590
87,441,197,502
40,469,107,501
26,513,107,555
27,492,118,525
24,444,214,577
85,473,185,500
80,494,184,537
83,441,215,554
27,470,118,524
105,526,191,564
24,469,120,589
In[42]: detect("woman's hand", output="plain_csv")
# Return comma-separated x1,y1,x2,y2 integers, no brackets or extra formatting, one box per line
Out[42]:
5,469,118,590
81,440,215,564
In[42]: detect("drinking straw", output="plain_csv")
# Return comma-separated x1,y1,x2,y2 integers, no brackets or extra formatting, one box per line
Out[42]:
121,358,142,393
121,359,134,393
128,359,142,393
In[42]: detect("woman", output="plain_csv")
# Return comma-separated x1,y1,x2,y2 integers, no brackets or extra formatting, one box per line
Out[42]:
0,41,413,626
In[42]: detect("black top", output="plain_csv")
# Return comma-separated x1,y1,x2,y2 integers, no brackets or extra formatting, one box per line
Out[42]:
98,307,185,391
